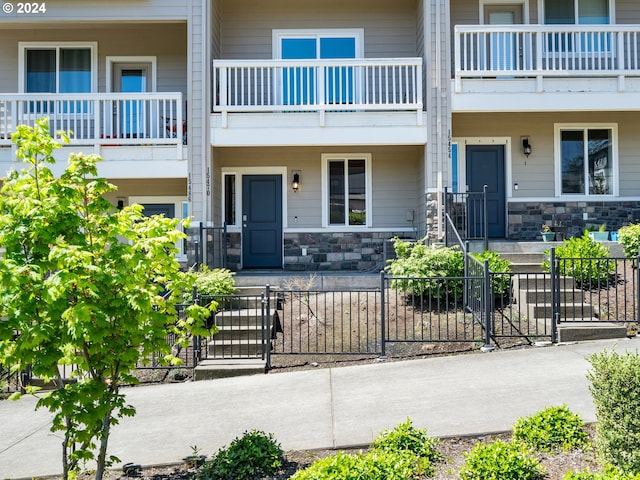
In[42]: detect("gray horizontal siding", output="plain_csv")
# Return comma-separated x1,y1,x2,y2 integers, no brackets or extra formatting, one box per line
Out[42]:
0,0,188,22
454,111,640,199
218,0,418,60
0,24,187,95
217,146,421,229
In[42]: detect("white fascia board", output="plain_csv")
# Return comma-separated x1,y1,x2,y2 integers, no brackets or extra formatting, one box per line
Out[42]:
453,91,640,113
97,161,188,179
211,126,428,147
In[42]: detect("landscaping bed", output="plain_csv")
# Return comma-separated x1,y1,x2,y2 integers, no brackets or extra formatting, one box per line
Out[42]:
60,425,598,480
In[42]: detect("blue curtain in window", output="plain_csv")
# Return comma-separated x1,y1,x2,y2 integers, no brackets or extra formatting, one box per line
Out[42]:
26,49,55,93
59,48,91,93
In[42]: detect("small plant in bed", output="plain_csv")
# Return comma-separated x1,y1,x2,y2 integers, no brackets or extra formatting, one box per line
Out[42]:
513,405,589,453
542,231,615,287
195,429,284,480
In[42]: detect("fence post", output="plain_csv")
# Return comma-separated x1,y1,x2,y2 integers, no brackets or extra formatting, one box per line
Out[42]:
463,240,470,309
444,186,449,247
265,284,271,370
199,222,204,268
637,248,640,329
550,247,559,343
192,285,202,364
483,184,489,252
222,222,228,269
481,259,495,352
379,270,387,359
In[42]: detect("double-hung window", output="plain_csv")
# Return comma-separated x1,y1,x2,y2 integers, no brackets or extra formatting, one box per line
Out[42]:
322,154,371,227
556,124,617,196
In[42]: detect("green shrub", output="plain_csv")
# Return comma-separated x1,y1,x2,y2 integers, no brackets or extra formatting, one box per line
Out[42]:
563,465,640,479
290,450,421,480
618,223,640,260
459,439,546,480
192,266,236,296
183,266,235,305
386,238,464,300
371,418,440,476
512,405,589,453
471,250,512,296
587,350,640,475
196,430,284,480
541,231,615,285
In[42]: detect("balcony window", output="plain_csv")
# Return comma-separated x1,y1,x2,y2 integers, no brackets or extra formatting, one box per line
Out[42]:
545,0,610,25
322,154,371,227
274,29,363,107
556,125,616,196
20,42,96,114
24,46,93,93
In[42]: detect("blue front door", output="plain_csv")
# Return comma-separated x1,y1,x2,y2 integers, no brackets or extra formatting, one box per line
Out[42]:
466,145,506,238
242,175,283,268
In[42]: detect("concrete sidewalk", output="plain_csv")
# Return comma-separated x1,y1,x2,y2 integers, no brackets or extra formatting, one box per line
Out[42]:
2,337,639,479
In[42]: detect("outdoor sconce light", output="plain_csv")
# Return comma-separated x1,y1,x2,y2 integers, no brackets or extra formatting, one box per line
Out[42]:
522,138,532,157
291,171,300,192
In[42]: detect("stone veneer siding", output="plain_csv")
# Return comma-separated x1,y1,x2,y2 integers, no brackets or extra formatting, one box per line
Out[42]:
194,231,415,271
283,232,413,271
508,201,640,240
425,192,440,240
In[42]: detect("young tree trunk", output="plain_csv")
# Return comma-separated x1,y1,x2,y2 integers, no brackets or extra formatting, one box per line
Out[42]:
95,408,114,480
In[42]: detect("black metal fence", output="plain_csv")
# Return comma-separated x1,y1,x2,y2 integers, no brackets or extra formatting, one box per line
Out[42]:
203,250,639,369
4,250,639,392
444,186,488,251
195,222,227,269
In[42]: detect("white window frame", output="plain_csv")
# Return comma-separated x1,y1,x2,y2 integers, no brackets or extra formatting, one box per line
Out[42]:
538,0,615,25
18,42,98,93
272,29,365,60
321,153,372,229
554,123,618,198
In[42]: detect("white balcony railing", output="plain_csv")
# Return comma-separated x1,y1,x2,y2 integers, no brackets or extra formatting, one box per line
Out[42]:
0,93,184,147
455,25,640,80
213,58,423,118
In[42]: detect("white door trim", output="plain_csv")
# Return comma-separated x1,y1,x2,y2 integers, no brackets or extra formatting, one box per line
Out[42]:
479,0,530,24
106,56,157,93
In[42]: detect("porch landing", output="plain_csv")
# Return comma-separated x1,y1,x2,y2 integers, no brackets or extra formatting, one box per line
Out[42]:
233,270,380,290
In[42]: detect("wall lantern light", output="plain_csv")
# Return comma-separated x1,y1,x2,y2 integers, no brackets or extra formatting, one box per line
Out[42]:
522,138,532,157
292,171,301,192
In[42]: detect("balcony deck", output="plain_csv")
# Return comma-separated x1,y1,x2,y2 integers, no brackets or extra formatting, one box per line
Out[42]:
211,58,427,146
0,92,186,178
453,24,640,112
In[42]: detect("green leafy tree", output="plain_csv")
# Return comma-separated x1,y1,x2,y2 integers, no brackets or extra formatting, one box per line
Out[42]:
0,119,211,480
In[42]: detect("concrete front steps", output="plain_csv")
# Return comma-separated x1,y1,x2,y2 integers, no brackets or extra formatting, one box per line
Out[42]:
193,286,280,380
513,269,627,343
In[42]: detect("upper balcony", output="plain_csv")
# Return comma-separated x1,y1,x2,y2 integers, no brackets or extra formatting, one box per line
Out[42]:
453,25,640,112
0,93,186,178
211,58,427,147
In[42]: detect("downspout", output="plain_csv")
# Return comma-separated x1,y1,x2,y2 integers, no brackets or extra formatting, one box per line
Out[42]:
435,0,443,241
202,0,211,227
